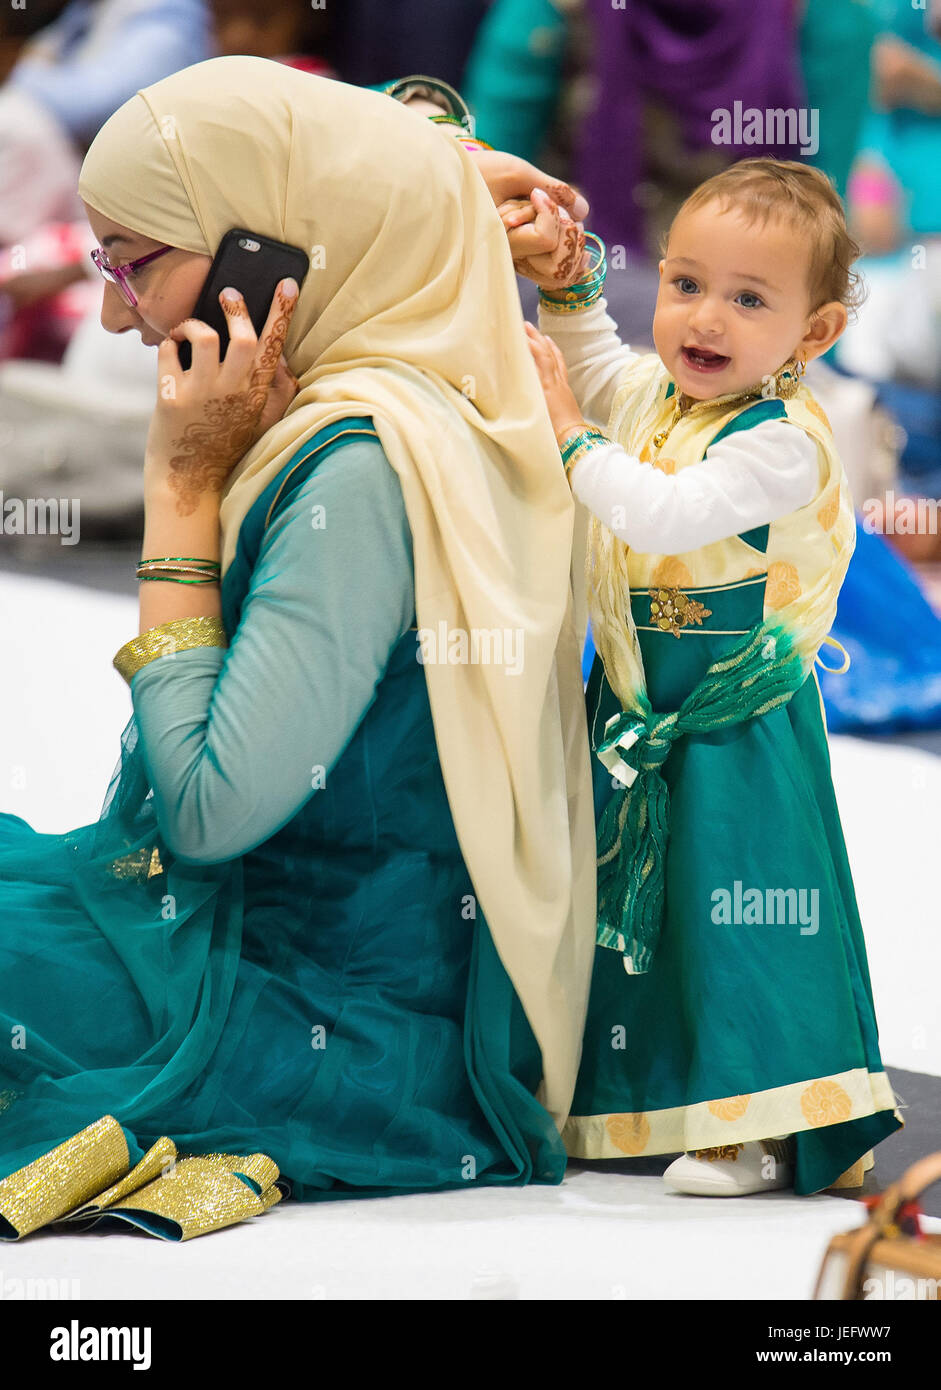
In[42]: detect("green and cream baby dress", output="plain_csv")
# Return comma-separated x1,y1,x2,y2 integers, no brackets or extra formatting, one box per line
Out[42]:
540,296,903,1195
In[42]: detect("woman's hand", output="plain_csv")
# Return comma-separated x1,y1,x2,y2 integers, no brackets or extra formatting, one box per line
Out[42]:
524,321,585,446
144,278,300,515
499,187,591,290
471,148,588,222
463,147,591,289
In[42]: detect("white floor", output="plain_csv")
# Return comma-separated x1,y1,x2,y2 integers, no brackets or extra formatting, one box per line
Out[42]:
1,572,938,1299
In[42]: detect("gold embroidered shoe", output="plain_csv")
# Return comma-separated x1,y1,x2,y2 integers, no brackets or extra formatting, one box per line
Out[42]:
0,1115,284,1241
663,1138,794,1196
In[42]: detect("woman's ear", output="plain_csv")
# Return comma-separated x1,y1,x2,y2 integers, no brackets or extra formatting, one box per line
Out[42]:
799,301,848,362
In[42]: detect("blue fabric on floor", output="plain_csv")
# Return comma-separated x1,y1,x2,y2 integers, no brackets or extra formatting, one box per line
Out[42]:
581,522,941,734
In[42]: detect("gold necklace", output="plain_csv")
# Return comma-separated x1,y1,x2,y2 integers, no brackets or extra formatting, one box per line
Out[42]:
651,358,804,450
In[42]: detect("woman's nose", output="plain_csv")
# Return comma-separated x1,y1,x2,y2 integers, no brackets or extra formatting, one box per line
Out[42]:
100,282,138,335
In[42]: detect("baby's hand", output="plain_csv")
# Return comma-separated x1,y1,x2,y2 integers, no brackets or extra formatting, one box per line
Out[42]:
524,322,584,446
500,189,592,290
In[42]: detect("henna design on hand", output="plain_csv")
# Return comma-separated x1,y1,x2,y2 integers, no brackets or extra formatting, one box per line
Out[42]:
165,289,294,515
514,219,582,287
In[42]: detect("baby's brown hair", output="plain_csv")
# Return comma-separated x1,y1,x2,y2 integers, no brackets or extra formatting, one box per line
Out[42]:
665,158,865,317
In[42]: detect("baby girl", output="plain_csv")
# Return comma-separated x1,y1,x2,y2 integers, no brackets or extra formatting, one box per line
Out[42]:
515,160,902,1198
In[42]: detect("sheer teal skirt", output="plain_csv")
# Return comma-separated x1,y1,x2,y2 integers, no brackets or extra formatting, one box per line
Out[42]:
0,712,565,1199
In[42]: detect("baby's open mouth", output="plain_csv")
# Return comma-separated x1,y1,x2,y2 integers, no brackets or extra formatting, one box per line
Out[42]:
682,345,730,372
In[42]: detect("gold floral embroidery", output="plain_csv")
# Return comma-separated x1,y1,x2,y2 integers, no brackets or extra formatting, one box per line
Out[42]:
651,556,694,588
108,846,164,881
606,1112,651,1155
652,456,677,475
693,1144,745,1161
649,586,712,638
800,1079,853,1127
765,561,802,609
817,491,840,531
707,1094,752,1121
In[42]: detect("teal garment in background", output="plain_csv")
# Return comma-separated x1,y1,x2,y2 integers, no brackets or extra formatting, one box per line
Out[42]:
855,0,941,234
798,0,879,198
461,0,567,161
0,417,566,1200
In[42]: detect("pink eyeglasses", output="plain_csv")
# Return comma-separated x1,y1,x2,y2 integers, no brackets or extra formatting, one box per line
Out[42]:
90,243,174,307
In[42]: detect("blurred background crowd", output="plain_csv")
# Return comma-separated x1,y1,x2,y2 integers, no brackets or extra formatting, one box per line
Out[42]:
1,0,940,735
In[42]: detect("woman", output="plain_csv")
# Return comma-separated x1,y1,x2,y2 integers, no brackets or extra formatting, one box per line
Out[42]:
0,56,596,1240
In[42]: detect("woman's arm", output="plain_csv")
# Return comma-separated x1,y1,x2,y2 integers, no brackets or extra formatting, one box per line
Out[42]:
133,281,300,635
116,440,415,865
137,482,222,633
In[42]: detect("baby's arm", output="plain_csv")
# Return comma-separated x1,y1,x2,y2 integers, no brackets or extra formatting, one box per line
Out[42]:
536,295,640,427
569,420,822,553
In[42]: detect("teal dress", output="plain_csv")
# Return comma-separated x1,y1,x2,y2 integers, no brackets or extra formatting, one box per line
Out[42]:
565,520,903,1196
0,418,565,1200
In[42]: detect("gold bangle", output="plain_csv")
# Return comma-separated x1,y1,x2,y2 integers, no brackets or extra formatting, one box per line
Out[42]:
137,574,220,585
113,615,228,685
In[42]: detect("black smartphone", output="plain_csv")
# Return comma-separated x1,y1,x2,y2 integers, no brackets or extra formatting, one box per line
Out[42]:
177,228,309,370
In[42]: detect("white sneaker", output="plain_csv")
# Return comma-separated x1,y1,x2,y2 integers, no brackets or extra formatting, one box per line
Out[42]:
663,1138,794,1196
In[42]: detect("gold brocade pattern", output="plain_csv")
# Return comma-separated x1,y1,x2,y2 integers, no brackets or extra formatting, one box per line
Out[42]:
605,1112,651,1155
0,1115,283,1242
817,491,841,531
0,1115,128,1240
95,1156,282,1241
113,615,229,685
61,1134,179,1218
650,556,694,588
107,846,164,881
693,1144,744,1161
564,1069,901,1163
800,1079,853,1127
765,561,802,609
805,398,833,433
707,1095,752,1121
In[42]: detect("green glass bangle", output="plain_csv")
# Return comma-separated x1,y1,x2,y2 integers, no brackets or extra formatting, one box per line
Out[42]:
539,285,606,314
139,555,220,569
560,427,610,464
428,113,465,130
539,231,607,312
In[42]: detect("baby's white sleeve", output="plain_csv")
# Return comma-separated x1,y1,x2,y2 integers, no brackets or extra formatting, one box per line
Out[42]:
536,295,640,428
568,418,822,554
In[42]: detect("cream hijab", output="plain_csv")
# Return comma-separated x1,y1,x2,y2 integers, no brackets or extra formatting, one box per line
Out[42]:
79,55,596,1130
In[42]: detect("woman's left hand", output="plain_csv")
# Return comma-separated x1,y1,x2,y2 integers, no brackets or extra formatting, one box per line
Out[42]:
144,278,300,515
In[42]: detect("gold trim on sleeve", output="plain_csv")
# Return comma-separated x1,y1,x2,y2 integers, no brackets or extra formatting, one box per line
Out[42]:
113,615,229,685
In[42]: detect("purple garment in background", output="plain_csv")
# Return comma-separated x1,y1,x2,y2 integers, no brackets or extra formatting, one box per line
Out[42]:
576,0,805,252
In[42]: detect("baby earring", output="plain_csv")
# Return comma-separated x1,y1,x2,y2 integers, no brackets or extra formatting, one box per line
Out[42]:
773,357,806,399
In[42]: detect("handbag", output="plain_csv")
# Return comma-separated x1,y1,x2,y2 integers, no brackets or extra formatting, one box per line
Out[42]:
814,1152,941,1300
